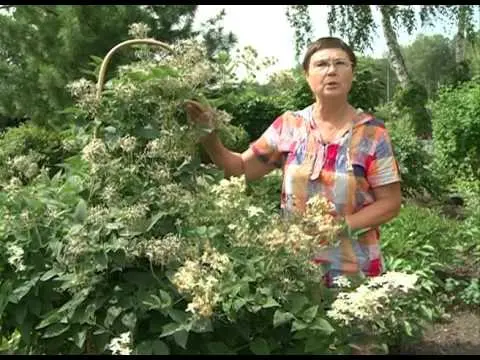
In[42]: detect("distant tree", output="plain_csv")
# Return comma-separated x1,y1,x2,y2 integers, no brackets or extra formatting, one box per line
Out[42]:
402,34,457,97
0,5,236,128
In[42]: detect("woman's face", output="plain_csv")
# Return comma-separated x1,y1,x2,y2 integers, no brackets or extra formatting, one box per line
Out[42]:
305,48,354,100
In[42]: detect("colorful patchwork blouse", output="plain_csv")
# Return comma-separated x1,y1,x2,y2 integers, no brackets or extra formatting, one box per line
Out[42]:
250,104,401,280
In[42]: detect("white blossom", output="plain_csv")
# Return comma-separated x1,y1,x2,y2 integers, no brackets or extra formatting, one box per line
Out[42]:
6,243,26,272
145,139,163,158
81,138,108,163
246,206,264,218
128,22,151,38
66,78,95,99
332,276,352,289
107,331,132,355
327,271,419,326
118,135,137,153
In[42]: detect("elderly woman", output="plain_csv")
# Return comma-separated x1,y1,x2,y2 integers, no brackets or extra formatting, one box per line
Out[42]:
184,37,402,287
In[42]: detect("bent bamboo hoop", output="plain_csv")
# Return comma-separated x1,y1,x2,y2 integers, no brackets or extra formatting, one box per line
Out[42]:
85,39,174,351
95,38,174,101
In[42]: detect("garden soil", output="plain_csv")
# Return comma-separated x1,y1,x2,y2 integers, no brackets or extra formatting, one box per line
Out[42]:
397,308,480,355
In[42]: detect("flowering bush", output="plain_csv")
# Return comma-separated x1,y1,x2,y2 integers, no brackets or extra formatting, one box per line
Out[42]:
0,33,435,355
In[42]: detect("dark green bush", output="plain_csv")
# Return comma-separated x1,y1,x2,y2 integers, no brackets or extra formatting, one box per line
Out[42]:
392,82,431,138
381,113,444,199
429,80,480,183
0,122,76,183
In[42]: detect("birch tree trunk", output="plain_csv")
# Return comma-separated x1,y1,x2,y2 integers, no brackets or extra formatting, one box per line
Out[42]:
455,6,467,64
379,6,411,88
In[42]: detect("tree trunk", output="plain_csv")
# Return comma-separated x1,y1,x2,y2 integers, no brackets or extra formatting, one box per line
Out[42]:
455,6,467,64
379,6,410,88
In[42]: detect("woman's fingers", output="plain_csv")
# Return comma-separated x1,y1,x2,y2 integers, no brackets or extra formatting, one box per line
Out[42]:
183,99,213,126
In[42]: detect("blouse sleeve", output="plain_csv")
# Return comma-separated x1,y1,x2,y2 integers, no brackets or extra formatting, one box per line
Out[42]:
366,127,402,188
249,113,293,168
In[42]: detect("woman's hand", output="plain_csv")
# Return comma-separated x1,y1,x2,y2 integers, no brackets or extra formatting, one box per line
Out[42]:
183,99,216,140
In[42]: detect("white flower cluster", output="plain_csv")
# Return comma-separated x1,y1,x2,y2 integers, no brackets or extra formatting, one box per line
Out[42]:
210,175,247,209
3,177,23,192
259,194,340,254
113,82,138,100
327,271,419,326
101,185,117,204
142,234,182,266
66,78,95,99
86,206,110,226
9,153,40,179
246,205,264,218
118,135,137,153
6,243,26,272
172,244,231,318
262,224,313,253
156,39,215,89
107,331,132,355
301,195,340,243
332,276,352,289
66,78,97,113
81,138,108,164
128,22,151,39
145,139,163,158
62,138,79,152
119,203,150,224
64,229,90,262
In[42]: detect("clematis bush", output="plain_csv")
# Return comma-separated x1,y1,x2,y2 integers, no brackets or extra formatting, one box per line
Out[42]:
0,31,434,355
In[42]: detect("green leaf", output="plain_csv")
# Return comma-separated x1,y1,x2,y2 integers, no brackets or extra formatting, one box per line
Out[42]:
304,335,330,353
36,309,64,330
134,125,160,140
94,252,108,271
273,310,294,328
152,340,170,355
124,271,155,288
105,306,123,328
73,328,87,349
249,337,270,355
301,305,318,323
420,304,433,320
73,198,88,223
194,226,207,236
288,293,308,314
75,303,96,325
121,312,137,331
42,323,71,339
167,309,188,324
160,322,184,338
292,320,308,332
233,298,247,311
152,65,181,79
262,297,280,309
8,276,40,304
40,269,62,282
310,317,335,335
207,342,236,354
173,330,189,349
189,317,213,333
403,320,413,336
143,290,172,311
145,211,168,232
18,318,33,345
28,297,42,317
136,339,170,355
0,281,13,316
14,304,28,325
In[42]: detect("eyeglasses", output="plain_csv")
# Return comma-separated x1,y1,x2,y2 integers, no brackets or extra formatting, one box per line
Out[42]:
311,58,351,72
